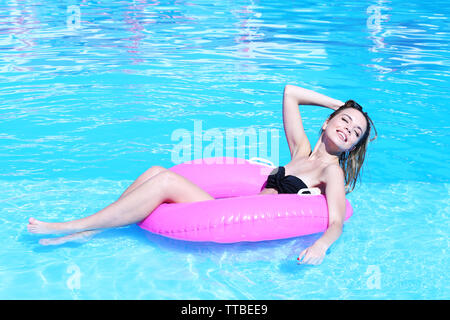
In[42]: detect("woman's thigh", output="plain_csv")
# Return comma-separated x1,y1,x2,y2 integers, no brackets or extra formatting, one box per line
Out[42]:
156,170,215,203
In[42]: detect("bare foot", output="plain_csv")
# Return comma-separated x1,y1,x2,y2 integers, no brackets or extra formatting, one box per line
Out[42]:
39,230,102,246
27,217,66,235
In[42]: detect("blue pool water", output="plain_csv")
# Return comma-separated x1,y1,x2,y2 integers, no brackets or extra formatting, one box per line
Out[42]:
0,0,449,299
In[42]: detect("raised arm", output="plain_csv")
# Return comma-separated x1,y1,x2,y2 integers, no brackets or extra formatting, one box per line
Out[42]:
282,85,344,159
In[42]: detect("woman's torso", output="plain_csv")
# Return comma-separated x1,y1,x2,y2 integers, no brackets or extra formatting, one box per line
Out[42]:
260,155,333,195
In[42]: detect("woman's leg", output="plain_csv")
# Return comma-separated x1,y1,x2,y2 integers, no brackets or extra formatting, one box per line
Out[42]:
117,166,166,200
37,165,168,245
39,230,102,246
27,169,214,235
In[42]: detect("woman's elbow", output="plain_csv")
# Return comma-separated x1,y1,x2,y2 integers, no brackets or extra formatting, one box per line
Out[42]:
329,220,344,231
283,84,292,96
284,84,302,95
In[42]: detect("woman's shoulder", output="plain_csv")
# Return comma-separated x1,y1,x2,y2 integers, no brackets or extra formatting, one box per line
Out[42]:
312,163,344,195
320,163,345,184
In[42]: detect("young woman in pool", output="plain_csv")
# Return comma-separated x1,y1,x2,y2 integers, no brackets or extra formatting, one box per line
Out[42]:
28,84,376,265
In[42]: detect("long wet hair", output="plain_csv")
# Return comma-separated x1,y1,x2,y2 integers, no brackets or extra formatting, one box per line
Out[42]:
319,100,377,194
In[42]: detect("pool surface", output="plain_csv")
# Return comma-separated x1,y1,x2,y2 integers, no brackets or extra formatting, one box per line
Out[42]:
0,0,449,299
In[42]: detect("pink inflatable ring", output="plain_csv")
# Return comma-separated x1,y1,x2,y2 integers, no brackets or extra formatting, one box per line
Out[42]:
138,157,353,243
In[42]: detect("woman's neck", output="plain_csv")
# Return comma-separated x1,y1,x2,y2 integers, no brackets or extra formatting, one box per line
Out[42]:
309,137,341,166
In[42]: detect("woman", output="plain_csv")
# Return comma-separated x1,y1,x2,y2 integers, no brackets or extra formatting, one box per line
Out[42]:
28,84,376,265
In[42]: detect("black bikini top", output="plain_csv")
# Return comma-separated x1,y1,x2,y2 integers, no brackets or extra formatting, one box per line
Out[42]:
264,166,311,194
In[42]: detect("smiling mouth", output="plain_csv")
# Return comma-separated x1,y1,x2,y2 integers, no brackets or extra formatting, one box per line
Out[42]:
337,130,347,142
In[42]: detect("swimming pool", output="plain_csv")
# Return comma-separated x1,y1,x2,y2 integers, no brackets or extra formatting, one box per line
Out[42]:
0,0,448,299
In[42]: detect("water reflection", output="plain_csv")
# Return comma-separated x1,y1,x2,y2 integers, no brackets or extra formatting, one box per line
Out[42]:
0,0,38,73
365,0,449,80
366,1,390,53
231,0,263,74
0,0,448,181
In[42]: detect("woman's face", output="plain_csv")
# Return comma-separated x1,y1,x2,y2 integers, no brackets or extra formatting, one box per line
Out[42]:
323,108,368,152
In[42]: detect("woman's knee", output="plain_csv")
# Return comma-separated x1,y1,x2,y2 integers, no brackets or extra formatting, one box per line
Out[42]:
153,169,177,186
149,165,166,174
130,166,167,188
142,165,166,180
